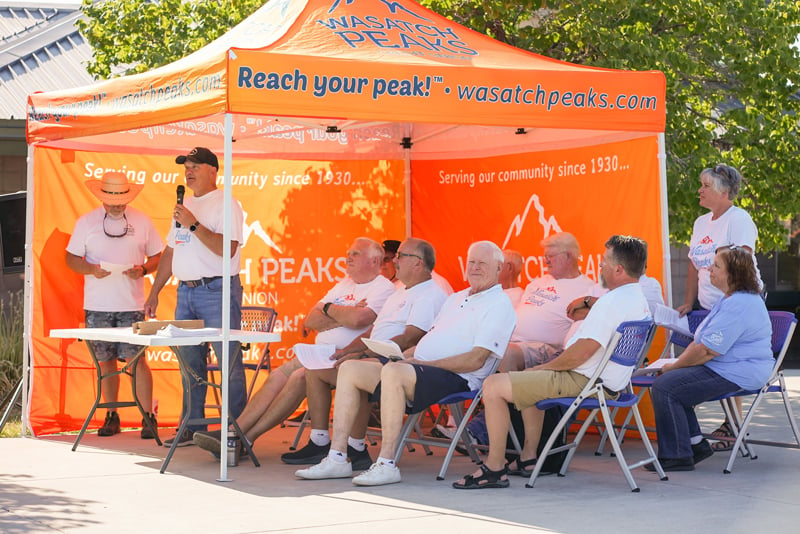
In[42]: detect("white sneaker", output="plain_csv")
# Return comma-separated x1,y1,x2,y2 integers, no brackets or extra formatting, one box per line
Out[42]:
352,461,401,486
295,457,353,480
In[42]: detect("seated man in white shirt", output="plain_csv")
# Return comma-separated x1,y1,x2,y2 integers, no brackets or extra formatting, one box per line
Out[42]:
193,237,395,457
453,235,652,489
282,238,448,468
499,232,595,373
295,240,516,485
500,249,524,307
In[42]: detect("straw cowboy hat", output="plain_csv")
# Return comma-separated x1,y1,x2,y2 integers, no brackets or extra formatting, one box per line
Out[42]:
85,171,143,205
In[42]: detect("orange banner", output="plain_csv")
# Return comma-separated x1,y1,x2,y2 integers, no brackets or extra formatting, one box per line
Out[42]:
30,147,405,434
411,136,664,290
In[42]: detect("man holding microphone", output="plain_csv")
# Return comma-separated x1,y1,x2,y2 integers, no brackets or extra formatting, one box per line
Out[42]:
144,147,246,447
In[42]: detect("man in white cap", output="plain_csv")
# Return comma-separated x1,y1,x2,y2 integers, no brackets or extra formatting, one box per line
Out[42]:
145,147,246,447
66,171,163,439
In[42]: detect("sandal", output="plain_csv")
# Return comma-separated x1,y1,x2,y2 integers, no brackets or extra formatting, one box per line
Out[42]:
452,464,510,490
709,422,734,452
506,457,537,477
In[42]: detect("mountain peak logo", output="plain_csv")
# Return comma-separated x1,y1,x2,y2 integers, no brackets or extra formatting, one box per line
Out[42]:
501,193,562,249
242,210,282,253
329,0,431,21
700,235,713,245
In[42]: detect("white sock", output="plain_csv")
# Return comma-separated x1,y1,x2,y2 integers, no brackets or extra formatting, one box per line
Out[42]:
348,437,366,451
327,449,347,463
690,435,703,445
377,456,395,467
310,430,330,446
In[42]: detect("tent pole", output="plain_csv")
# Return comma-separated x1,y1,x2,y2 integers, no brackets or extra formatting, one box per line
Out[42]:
21,144,36,437
657,133,672,306
218,113,233,482
404,124,412,238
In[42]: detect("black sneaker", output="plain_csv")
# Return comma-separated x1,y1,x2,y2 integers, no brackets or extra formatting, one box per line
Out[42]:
98,411,121,437
163,429,194,448
347,445,373,471
193,430,223,459
281,440,330,465
645,457,694,472
140,413,158,440
692,439,714,465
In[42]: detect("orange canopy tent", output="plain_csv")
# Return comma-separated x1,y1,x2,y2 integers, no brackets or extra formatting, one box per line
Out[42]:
24,0,669,463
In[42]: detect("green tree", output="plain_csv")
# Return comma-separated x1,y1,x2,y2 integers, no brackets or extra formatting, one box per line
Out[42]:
77,0,264,78
421,0,800,252
79,0,800,251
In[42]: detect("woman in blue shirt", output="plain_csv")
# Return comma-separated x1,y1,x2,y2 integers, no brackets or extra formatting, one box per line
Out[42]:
649,246,772,471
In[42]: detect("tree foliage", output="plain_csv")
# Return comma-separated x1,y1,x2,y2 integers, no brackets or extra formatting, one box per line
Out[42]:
78,0,800,251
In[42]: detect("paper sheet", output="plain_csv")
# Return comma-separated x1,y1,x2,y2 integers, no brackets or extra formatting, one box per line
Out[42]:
652,303,692,337
100,261,134,275
293,343,337,369
362,338,404,360
155,324,220,337
632,358,677,377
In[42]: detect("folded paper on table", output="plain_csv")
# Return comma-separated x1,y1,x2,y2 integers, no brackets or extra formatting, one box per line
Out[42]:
653,303,692,337
362,338,404,360
100,261,134,275
294,343,336,369
155,324,220,338
632,358,677,377
132,319,204,334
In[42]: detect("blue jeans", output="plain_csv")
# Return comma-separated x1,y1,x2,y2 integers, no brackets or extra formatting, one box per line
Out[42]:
175,276,246,431
651,365,739,459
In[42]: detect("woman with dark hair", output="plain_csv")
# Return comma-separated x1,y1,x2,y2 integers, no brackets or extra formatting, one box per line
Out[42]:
648,247,772,471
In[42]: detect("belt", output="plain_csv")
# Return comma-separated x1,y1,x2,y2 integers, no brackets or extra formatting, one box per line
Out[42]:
180,276,222,288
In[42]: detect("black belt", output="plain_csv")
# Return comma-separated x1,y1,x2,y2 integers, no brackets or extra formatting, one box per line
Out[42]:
180,276,222,288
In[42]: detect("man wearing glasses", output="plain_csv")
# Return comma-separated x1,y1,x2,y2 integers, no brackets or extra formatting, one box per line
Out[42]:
66,171,163,438
498,232,595,373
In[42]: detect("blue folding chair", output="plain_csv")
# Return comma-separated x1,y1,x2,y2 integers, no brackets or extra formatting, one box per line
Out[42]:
595,310,709,455
526,320,664,492
394,357,502,480
706,311,799,473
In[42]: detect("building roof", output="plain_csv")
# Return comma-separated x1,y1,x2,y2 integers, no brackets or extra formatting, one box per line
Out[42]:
0,2,93,120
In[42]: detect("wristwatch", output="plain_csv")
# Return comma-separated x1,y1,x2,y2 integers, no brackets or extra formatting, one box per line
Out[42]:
189,221,200,232
583,296,592,309
322,302,333,316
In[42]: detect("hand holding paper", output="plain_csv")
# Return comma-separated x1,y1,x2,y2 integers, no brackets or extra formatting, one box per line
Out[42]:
653,303,692,337
294,343,337,369
362,338,404,360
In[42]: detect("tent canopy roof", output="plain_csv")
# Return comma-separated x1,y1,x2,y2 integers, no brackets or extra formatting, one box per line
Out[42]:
26,0,666,158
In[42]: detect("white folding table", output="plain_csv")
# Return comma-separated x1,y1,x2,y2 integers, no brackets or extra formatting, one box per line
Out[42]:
49,327,281,476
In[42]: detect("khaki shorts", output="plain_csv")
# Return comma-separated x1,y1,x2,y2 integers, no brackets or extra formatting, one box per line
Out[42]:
509,370,590,411
516,342,562,368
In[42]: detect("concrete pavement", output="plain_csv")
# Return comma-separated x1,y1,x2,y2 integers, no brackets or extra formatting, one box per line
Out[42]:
3,372,800,533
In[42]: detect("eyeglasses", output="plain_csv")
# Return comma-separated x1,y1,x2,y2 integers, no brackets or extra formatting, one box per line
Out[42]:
397,252,422,260
543,251,566,261
103,212,129,238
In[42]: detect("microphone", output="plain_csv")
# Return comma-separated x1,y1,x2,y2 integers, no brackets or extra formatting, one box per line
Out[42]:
176,185,185,228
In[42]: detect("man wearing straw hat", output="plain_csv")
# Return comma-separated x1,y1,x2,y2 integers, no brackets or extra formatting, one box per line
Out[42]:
66,171,163,439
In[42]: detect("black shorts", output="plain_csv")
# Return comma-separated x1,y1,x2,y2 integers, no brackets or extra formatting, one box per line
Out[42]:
370,363,469,414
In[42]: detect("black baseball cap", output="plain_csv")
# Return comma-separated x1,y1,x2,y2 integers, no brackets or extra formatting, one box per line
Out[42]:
175,147,219,169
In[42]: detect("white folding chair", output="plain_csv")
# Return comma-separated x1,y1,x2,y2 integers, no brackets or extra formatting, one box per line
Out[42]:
706,311,799,473
527,320,665,492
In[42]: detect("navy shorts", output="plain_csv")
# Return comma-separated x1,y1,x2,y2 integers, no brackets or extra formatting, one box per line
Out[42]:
371,363,469,414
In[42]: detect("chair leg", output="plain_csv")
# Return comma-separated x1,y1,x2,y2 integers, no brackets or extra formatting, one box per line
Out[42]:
597,401,640,492
289,412,310,450
526,401,581,488
394,412,422,463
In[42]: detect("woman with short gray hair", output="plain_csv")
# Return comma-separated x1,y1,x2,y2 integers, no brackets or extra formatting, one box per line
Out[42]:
676,163,762,449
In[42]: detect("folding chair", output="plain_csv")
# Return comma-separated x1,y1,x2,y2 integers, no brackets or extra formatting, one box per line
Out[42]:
706,311,799,473
527,320,665,492
595,310,709,455
393,357,502,480
208,306,277,410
